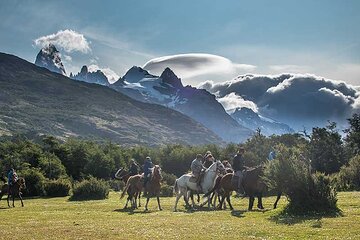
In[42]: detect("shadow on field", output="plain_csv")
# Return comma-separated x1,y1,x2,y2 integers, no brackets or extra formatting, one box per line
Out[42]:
269,210,343,226
231,210,246,218
113,208,155,215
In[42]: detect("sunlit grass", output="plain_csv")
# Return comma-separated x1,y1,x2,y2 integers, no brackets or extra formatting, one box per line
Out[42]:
0,192,359,239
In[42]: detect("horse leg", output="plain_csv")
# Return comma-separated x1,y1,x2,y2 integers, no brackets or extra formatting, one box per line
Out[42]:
12,193,15,207
157,196,162,211
226,193,233,210
174,192,182,211
274,192,282,209
145,197,150,211
138,192,141,207
248,196,255,211
197,193,200,203
7,194,10,208
19,193,24,207
257,195,264,209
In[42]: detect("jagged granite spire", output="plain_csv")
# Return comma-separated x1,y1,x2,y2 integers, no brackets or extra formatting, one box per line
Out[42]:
160,67,183,89
35,44,66,75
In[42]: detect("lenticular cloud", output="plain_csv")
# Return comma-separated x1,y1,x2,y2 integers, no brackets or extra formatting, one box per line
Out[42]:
143,53,256,79
34,29,91,53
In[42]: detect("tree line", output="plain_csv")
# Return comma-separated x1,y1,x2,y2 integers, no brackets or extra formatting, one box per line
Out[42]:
0,114,359,197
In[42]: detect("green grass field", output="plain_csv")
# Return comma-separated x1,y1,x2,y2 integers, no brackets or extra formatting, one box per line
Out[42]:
0,192,359,239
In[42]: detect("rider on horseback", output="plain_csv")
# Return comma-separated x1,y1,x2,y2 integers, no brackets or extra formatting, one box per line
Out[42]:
233,147,246,196
143,156,153,187
129,159,140,176
191,154,206,192
7,168,18,186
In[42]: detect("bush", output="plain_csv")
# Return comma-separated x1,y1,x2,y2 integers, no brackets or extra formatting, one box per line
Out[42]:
19,167,46,196
70,177,109,201
160,184,173,197
44,178,72,197
108,179,125,192
335,155,360,191
264,145,338,214
161,172,177,186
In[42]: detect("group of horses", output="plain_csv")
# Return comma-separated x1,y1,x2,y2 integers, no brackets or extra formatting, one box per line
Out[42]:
0,177,26,207
118,160,282,212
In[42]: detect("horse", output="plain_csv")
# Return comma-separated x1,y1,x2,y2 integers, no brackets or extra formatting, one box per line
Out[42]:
0,177,26,207
173,160,226,211
115,168,141,208
120,174,143,209
204,166,266,211
143,165,163,211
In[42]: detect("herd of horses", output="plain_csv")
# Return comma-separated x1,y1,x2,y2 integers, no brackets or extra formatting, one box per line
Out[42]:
116,160,283,212
0,161,282,211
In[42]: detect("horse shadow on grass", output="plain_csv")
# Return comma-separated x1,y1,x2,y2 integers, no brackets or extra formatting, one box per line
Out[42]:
113,208,156,215
269,209,343,226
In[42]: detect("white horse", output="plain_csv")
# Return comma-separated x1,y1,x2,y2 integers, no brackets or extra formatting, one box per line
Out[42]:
173,160,225,211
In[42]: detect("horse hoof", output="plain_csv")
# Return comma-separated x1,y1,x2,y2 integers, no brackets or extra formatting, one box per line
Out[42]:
159,208,163,211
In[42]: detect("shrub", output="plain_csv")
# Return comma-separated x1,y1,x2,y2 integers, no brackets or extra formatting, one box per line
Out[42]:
160,184,173,197
44,178,72,197
335,155,360,191
264,145,338,214
70,177,109,201
161,172,177,186
108,179,125,192
19,167,46,196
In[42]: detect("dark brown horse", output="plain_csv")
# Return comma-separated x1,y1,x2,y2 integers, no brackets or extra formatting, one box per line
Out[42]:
0,178,26,207
144,165,162,211
205,166,266,210
115,168,141,208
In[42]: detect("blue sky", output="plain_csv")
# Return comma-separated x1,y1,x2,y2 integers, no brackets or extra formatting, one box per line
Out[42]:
0,0,359,85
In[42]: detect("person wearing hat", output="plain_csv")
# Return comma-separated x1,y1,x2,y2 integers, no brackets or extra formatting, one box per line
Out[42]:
143,156,153,187
129,159,139,176
203,154,215,168
233,147,246,196
191,154,206,192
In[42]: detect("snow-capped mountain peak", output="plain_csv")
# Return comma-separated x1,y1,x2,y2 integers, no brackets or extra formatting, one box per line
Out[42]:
34,44,66,76
123,66,156,83
71,65,109,86
230,107,294,136
160,67,183,89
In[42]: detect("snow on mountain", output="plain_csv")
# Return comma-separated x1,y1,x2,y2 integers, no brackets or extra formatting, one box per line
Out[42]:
71,65,110,86
111,66,253,142
230,107,294,136
35,44,66,75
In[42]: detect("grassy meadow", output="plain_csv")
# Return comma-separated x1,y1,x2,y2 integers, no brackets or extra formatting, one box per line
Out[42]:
0,192,359,239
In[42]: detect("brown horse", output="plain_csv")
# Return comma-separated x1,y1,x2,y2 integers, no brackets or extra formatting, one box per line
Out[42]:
205,166,266,210
120,174,143,209
0,178,26,207
115,168,141,208
144,165,162,211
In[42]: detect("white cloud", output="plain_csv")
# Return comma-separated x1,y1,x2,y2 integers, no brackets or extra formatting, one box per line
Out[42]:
88,64,119,83
218,92,258,113
63,55,72,62
143,53,256,80
34,29,91,53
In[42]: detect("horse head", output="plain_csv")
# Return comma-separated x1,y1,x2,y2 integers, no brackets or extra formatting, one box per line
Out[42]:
18,177,26,190
152,165,163,181
215,160,226,175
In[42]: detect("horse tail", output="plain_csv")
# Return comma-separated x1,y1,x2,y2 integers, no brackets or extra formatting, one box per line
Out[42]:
120,178,131,199
173,179,178,195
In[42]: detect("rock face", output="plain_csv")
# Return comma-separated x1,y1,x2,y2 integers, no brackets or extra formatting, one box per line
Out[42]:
111,66,253,142
230,107,294,136
0,52,223,146
71,65,109,86
35,44,66,75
